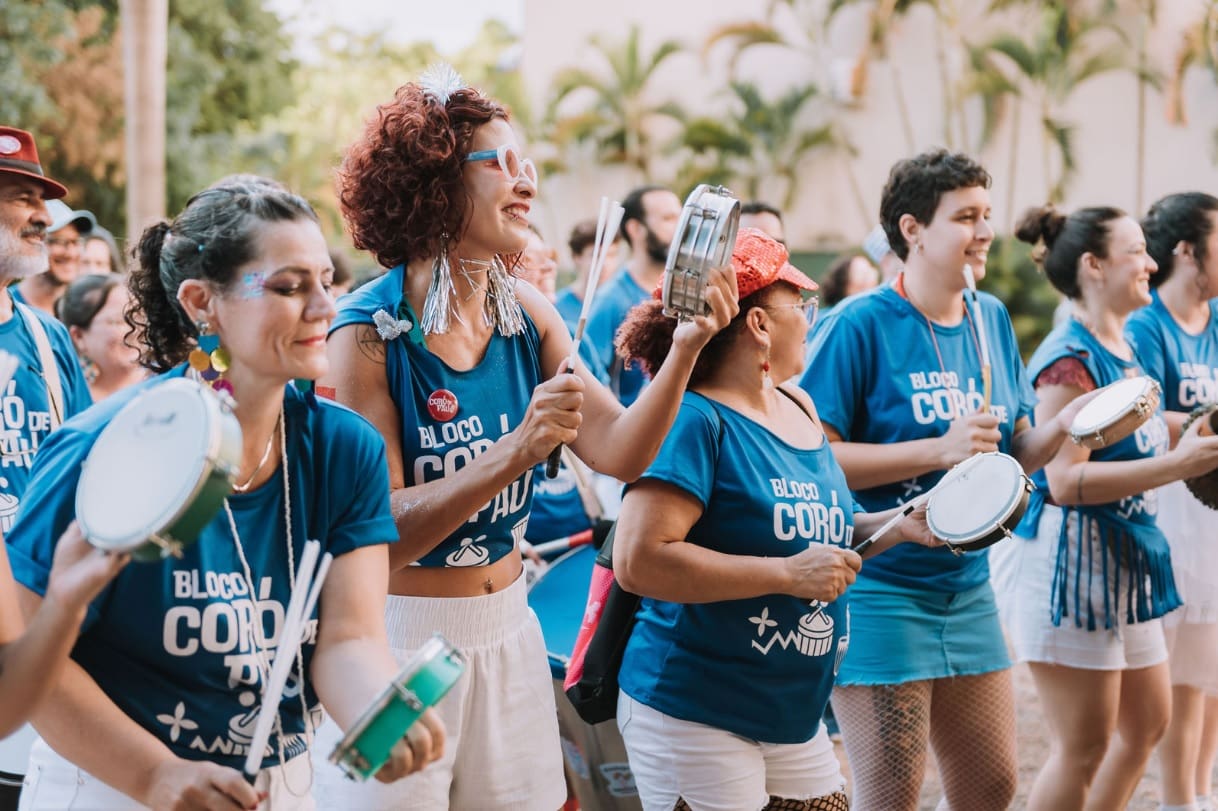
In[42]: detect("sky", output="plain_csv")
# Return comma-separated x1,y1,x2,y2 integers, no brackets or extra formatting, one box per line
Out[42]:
266,0,524,55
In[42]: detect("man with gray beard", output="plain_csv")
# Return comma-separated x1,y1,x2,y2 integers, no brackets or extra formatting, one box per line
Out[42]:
0,127,119,809
0,127,92,526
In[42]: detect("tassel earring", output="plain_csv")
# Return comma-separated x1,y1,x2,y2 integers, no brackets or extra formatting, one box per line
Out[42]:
421,235,457,336
484,255,525,336
761,346,773,387
188,321,234,398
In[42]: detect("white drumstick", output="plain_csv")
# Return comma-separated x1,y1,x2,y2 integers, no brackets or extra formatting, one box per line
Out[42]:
963,265,992,411
568,198,624,371
242,540,321,782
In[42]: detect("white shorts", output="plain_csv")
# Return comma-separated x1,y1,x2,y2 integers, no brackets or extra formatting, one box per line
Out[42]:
1157,481,1218,622
1164,616,1218,695
19,736,314,810
991,504,1167,671
616,692,845,811
311,572,566,811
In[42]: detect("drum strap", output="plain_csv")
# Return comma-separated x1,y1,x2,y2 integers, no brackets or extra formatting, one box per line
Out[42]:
15,301,64,430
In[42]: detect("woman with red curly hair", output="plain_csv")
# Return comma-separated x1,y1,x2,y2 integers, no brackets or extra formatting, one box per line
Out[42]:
311,66,737,809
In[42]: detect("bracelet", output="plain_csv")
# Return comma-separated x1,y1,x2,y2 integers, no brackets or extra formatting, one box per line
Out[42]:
1076,464,1086,503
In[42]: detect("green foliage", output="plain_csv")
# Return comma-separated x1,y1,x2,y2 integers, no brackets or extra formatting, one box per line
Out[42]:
981,236,1061,359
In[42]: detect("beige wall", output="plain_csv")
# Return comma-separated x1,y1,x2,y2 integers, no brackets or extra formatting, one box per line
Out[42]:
520,0,1218,255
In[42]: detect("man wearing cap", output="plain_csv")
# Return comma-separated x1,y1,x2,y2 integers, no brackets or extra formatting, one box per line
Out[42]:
13,198,95,316
0,126,92,520
0,127,104,804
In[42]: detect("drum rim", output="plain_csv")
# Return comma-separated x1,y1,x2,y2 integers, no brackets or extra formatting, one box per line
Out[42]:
925,452,1027,542
1069,375,1157,435
76,379,231,549
662,184,739,320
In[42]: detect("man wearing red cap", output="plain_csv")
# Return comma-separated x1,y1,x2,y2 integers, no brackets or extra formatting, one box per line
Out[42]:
0,126,115,807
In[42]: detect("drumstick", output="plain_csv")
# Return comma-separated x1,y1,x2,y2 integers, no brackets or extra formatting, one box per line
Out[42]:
529,528,595,558
242,540,322,784
962,265,992,412
849,498,923,556
545,198,624,478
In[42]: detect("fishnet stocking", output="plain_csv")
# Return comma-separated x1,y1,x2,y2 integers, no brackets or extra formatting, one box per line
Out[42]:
928,670,1017,810
833,681,931,811
673,791,850,811
832,672,1017,811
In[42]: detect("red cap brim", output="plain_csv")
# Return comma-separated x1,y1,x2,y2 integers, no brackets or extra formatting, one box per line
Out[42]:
0,167,67,200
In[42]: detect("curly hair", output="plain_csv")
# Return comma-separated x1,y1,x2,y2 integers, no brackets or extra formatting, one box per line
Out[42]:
615,288,777,388
879,150,992,261
339,83,508,270
127,176,318,372
1015,204,1124,299
1142,192,1218,287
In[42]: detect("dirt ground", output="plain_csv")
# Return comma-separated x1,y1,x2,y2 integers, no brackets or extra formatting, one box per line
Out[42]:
833,662,1176,809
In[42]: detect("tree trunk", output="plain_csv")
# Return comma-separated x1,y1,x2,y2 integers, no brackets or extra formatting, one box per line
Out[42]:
888,61,917,153
1135,12,1149,213
121,0,168,243
1005,96,1022,235
932,12,954,149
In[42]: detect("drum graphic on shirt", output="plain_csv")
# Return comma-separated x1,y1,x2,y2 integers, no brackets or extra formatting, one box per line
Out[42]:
445,535,490,566
795,606,835,657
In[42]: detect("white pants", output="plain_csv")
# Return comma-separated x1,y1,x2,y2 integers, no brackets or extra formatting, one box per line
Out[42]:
617,692,845,811
19,736,315,810
311,572,566,810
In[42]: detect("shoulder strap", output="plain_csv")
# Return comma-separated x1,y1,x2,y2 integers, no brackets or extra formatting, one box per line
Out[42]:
777,384,818,426
15,301,64,430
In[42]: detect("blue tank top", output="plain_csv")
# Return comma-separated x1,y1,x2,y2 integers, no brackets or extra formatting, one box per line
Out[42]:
1018,318,1178,627
619,390,853,744
332,265,543,567
801,283,1036,594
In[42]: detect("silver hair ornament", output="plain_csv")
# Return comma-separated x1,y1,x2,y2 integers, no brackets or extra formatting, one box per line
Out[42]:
418,63,467,106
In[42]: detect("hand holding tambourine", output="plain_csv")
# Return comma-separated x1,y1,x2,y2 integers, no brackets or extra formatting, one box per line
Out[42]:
1176,405,1218,507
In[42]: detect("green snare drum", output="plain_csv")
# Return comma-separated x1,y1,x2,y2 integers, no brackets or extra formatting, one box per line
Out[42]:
330,634,466,781
76,378,242,562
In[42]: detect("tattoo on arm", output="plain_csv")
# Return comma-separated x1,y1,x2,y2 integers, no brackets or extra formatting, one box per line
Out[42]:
355,326,388,365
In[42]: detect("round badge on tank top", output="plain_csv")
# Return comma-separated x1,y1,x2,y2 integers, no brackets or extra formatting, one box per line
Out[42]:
426,388,458,422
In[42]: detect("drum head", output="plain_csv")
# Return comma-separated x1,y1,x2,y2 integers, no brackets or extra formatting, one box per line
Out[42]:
926,453,1024,543
76,380,220,551
1071,376,1152,435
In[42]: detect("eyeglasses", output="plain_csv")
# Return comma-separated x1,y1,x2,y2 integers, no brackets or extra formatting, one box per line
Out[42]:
766,296,819,326
46,236,83,249
464,144,539,186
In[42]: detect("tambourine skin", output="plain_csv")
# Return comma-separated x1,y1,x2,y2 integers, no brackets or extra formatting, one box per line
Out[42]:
76,379,242,562
330,634,466,781
1069,376,1162,450
661,184,739,322
925,452,1034,555
1183,404,1218,509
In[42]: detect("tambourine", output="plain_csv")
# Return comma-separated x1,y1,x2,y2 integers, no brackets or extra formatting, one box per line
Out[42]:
76,378,242,562
1069,375,1161,450
1182,404,1218,509
926,452,1033,554
329,634,466,781
661,184,740,322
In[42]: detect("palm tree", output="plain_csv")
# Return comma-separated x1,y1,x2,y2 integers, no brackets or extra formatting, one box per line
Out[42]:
674,81,850,213
1166,0,1218,126
963,3,1132,205
543,25,685,181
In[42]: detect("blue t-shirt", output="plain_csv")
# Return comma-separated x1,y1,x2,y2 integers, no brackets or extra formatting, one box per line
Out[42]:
5,374,396,770
0,298,92,531
332,265,543,568
1126,292,1218,412
801,283,1036,594
618,391,853,744
526,460,594,545
554,286,582,335
585,269,649,406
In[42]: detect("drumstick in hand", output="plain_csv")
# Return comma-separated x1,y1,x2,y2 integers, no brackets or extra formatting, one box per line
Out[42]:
963,265,992,412
545,198,624,478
